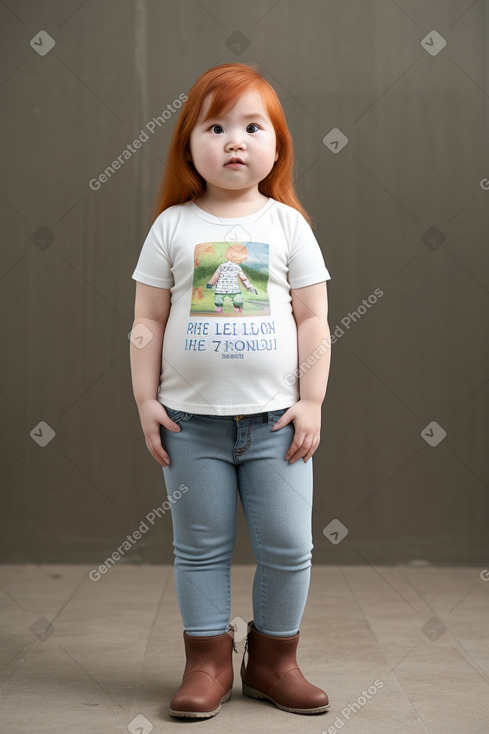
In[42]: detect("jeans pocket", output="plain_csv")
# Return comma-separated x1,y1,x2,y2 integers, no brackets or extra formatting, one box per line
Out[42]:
163,406,194,424
267,407,289,424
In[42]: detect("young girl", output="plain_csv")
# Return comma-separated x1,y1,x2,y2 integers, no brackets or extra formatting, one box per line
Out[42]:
130,62,332,719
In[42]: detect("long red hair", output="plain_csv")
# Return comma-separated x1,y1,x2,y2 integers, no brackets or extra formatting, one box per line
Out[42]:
150,62,312,227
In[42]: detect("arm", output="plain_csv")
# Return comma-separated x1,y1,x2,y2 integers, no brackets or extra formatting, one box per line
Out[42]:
130,282,180,467
207,265,221,286
272,281,331,463
130,282,169,405
293,280,331,404
238,268,258,293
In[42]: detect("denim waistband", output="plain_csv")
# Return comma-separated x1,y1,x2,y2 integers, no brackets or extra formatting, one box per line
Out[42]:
163,407,288,421
198,411,268,421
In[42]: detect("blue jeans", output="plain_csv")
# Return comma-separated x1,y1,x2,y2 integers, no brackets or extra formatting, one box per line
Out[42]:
159,406,314,638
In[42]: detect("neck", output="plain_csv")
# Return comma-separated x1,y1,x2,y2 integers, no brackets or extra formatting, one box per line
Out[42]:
194,187,269,217
201,182,268,203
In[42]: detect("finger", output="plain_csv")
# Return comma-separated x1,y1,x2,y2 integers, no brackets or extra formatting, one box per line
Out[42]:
155,420,181,465
271,412,292,431
287,436,315,464
288,447,308,463
301,435,320,462
284,431,306,460
158,430,173,465
161,419,181,433
146,434,171,467
147,436,169,465
153,450,167,467
302,443,318,463
284,438,298,458
157,445,171,467
147,442,167,467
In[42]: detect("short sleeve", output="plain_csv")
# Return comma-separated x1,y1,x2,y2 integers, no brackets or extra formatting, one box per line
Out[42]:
131,215,174,289
287,212,331,288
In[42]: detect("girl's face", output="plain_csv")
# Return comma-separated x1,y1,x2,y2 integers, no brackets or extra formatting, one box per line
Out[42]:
188,89,278,198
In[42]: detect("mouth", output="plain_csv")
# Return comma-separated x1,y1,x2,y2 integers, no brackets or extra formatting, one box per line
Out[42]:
225,158,245,166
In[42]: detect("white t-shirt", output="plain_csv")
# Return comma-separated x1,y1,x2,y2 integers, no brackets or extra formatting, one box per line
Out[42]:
131,197,331,415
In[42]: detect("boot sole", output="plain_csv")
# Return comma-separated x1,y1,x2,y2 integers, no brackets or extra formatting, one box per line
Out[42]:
169,688,232,718
242,680,330,715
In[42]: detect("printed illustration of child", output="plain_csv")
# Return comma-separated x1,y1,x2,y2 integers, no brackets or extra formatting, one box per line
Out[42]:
206,244,258,312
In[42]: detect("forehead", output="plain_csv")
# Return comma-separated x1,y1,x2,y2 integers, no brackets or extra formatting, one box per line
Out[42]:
198,88,269,122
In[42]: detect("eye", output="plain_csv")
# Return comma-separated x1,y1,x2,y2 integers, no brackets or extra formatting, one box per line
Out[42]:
210,124,224,134
247,123,259,133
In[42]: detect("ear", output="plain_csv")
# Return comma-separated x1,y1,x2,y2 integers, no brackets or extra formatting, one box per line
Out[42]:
274,150,278,162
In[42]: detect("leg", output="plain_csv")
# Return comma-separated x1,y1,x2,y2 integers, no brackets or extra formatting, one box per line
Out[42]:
231,291,243,308
236,409,314,636
160,409,238,636
235,411,329,714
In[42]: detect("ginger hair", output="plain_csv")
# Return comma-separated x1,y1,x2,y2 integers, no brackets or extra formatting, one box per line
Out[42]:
149,62,312,226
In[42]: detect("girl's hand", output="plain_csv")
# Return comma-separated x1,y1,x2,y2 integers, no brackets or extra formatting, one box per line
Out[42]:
271,399,322,464
137,399,181,467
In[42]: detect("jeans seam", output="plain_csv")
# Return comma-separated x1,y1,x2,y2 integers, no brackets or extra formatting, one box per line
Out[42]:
234,422,252,458
238,465,267,626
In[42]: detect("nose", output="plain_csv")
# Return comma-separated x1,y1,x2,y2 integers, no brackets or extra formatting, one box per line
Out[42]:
225,131,246,152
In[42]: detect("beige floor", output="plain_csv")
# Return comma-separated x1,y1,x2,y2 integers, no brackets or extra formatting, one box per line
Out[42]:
1,564,488,733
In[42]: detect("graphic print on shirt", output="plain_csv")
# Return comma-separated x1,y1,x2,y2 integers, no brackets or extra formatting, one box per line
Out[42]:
191,242,270,317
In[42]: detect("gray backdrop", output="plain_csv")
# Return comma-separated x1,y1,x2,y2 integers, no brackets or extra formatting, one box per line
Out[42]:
1,0,488,566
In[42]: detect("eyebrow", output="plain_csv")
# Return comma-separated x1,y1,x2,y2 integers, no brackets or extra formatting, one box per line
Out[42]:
241,113,268,120
204,112,268,122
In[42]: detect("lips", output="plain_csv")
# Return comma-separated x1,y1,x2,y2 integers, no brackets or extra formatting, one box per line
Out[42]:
225,158,245,165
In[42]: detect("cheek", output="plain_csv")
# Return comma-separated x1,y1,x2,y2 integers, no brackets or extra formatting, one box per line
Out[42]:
255,135,276,157
194,146,218,171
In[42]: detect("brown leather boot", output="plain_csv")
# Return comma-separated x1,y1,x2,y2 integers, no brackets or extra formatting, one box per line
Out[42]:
169,628,236,718
241,620,330,715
